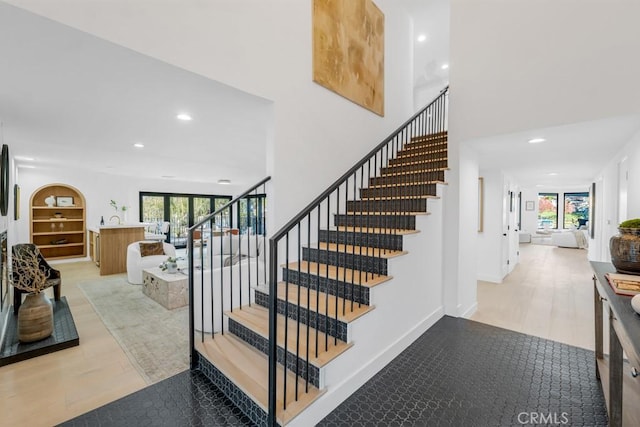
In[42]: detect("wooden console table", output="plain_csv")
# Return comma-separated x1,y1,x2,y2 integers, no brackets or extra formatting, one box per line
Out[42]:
591,261,640,426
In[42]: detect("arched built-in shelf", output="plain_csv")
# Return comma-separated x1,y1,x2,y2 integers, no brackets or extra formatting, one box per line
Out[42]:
30,183,86,260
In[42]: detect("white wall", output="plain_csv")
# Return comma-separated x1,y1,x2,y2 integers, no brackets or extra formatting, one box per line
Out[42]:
520,188,539,235
476,169,503,283
450,0,640,143
6,0,414,234
14,165,241,248
590,129,640,262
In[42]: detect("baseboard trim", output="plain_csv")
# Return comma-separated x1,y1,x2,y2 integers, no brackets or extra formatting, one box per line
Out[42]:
459,301,478,319
288,306,444,426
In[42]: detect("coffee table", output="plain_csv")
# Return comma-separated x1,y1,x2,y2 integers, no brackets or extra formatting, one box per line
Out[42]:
142,266,188,309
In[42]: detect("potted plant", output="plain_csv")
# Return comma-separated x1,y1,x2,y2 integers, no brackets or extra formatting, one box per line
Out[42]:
11,246,54,342
160,257,179,274
610,218,640,275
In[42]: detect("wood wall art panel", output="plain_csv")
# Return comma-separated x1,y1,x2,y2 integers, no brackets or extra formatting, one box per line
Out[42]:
313,0,384,116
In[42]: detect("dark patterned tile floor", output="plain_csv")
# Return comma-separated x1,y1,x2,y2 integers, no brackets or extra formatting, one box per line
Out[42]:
62,316,607,426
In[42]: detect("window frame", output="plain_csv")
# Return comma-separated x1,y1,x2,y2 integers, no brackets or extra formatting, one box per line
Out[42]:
537,192,559,230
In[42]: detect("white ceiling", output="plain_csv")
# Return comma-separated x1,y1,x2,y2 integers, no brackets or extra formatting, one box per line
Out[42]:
4,1,621,193
0,2,271,186
471,114,640,189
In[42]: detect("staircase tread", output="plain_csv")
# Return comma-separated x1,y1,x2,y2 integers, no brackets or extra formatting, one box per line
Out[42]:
397,148,448,157
285,261,392,287
276,282,374,324
390,157,448,166
310,242,407,259
226,305,353,368
335,226,420,235
195,334,324,425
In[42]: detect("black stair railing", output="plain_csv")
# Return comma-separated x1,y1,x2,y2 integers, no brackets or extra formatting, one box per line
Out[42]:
187,176,271,368
267,87,448,424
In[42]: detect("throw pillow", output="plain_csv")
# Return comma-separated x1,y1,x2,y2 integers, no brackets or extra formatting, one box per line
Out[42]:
139,241,164,257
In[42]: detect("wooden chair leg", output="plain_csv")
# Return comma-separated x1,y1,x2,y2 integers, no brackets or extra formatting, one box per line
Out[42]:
54,284,61,301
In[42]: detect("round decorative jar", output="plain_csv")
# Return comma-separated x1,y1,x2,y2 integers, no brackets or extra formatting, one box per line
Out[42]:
18,292,53,343
610,228,640,275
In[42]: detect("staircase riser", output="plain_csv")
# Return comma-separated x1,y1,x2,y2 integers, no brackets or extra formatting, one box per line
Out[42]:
255,290,348,342
303,248,387,276
319,230,403,251
381,160,448,175
335,214,416,230
346,199,427,214
196,353,268,426
228,318,321,388
282,268,370,305
410,132,447,143
369,171,445,186
360,184,437,199
397,144,447,158
403,137,448,150
389,153,446,166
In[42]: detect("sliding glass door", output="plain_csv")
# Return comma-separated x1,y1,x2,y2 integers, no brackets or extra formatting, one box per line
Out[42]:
140,192,232,247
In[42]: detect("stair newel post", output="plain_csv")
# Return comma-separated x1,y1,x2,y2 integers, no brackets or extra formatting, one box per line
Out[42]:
324,197,330,352
335,186,340,346
188,225,196,369
268,237,278,426
315,205,321,359
351,172,357,312
305,212,311,393
295,224,302,401
283,232,290,410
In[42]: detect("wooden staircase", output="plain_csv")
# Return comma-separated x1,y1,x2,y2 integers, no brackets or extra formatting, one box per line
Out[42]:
192,130,448,425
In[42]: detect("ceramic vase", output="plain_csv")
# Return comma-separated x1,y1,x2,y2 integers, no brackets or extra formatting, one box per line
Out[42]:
610,228,640,275
18,292,54,342
165,261,178,274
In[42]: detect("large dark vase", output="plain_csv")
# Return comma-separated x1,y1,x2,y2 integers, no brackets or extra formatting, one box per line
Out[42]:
610,228,640,275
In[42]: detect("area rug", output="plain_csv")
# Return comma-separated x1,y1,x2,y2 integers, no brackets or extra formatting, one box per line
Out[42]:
78,275,189,384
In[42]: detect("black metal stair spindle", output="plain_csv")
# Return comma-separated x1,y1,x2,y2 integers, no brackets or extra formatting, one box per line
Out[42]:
295,225,301,401
325,197,330,352
305,213,311,393
219,216,224,335
283,233,289,410
315,205,320,359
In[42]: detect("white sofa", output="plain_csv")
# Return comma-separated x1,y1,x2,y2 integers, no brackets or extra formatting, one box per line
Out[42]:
551,230,589,248
126,241,176,284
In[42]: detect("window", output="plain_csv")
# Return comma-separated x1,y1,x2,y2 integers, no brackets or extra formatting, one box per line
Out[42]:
538,193,558,229
139,192,232,247
237,194,266,235
563,192,589,229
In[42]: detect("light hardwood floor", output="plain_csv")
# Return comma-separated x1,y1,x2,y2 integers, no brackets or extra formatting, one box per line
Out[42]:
471,243,595,350
0,262,146,427
0,245,603,426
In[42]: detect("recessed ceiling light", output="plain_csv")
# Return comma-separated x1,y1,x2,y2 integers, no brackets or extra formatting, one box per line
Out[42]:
535,184,544,187
417,34,427,42
15,156,35,161
161,175,175,179
133,143,145,148
218,179,231,185
528,138,546,144
176,113,192,121
441,64,449,70
548,172,558,176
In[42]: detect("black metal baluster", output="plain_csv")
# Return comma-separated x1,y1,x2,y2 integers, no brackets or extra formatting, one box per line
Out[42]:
325,197,330,352
305,213,311,393
295,224,301,401
283,233,289,410
220,214,224,334
351,172,357,312
315,205,320,359
334,187,340,346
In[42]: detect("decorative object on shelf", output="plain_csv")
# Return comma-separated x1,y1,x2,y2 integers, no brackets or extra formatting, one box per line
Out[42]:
56,196,74,207
109,199,128,224
44,195,56,207
159,257,179,274
632,294,640,315
50,238,68,245
0,144,8,216
610,218,640,275
53,212,63,219
11,245,55,342
100,216,104,225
